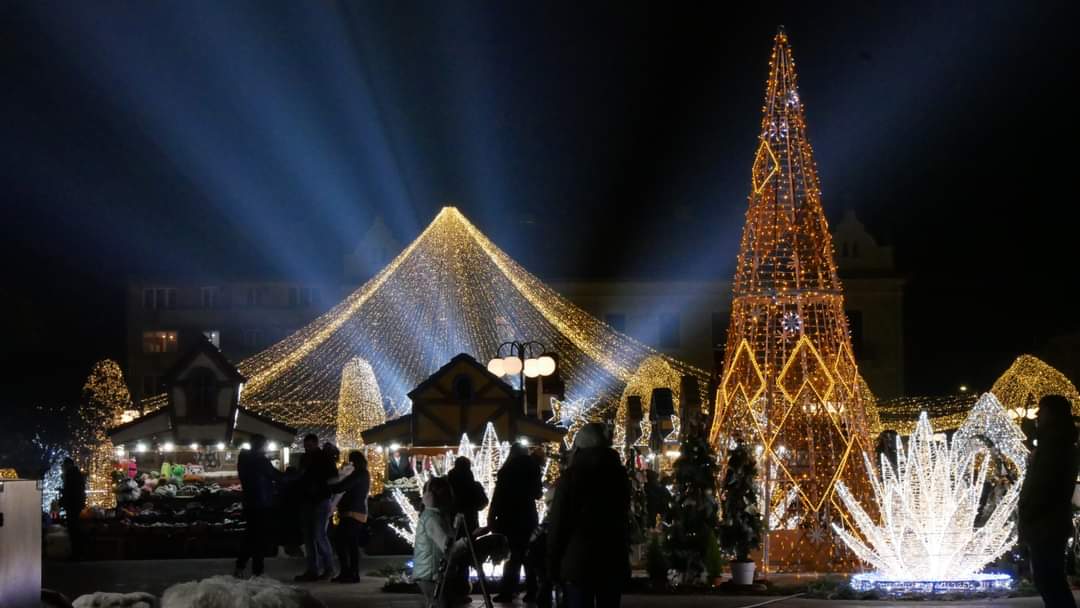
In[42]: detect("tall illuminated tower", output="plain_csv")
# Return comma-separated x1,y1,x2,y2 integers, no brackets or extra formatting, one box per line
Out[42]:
708,28,878,570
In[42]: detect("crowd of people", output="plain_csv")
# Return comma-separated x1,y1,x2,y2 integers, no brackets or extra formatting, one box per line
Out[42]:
232,432,372,583
413,422,631,608
53,399,1080,608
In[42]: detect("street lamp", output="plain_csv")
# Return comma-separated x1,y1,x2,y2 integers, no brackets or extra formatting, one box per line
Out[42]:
487,341,556,415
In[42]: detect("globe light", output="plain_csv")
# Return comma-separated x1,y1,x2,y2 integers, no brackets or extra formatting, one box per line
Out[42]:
267,441,278,451
536,355,556,376
190,442,199,450
241,442,252,450
523,358,540,378
487,358,506,377
162,442,175,452
216,442,226,451
502,356,523,375
114,446,125,457
135,443,147,453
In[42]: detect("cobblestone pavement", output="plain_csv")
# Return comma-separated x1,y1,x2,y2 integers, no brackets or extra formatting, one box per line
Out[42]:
42,557,1071,608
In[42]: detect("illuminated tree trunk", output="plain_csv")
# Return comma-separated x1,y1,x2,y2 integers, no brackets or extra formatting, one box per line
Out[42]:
708,27,880,572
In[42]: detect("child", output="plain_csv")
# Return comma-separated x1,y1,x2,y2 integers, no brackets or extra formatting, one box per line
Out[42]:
414,477,465,608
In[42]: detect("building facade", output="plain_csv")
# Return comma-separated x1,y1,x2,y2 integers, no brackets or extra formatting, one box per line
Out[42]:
126,211,903,405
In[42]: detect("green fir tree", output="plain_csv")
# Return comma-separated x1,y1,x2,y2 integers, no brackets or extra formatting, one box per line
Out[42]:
663,418,720,584
718,439,763,562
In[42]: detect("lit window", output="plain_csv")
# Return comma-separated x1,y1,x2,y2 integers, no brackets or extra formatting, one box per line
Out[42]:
203,330,220,348
142,331,178,353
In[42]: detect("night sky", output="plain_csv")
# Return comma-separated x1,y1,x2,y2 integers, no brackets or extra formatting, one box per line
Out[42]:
2,2,1077,413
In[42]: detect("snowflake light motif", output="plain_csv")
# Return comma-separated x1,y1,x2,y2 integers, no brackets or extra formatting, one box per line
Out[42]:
832,405,1024,590
780,311,802,334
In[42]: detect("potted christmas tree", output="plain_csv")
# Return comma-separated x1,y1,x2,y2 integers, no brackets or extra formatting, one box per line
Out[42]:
718,438,762,585
663,411,720,585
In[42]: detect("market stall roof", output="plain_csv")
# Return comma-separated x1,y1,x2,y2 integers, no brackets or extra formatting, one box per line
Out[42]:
111,339,296,446
361,353,566,447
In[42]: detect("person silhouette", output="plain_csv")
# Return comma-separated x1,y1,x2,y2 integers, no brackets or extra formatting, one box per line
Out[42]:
1019,395,1079,608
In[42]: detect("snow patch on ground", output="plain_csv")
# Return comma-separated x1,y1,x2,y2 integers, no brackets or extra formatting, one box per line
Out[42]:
161,575,324,608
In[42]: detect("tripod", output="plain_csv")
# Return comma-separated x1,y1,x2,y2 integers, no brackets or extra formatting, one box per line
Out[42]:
432,514,494,608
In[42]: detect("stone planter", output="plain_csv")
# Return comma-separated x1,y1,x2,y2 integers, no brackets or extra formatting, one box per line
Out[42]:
730,560,756,585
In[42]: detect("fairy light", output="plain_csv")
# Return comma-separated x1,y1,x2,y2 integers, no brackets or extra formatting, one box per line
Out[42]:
72,359,131,509
876,394,978,434
707,28,878,571
991,355,1080,422
130,207,707,432
335,357,388,494
387,423,550,546
833,407,1022,592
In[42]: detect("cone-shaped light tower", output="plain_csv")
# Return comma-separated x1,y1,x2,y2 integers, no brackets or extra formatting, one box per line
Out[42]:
709,27,879,571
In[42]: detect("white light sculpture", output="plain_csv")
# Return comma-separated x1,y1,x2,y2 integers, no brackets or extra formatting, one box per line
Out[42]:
833,402,1025,594
389,422,543,546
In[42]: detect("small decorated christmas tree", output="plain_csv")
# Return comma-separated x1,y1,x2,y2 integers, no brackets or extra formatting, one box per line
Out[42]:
72,359,131,509
718,439,762,564
663,417,720,584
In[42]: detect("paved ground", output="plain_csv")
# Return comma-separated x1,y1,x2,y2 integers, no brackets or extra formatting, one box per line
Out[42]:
42,557,1072,608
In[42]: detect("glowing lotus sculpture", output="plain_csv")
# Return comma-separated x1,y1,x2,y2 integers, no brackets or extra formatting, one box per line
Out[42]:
832,399,1025,593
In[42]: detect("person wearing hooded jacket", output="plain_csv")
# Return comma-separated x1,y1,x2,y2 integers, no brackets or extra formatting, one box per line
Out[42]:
547,422,631,608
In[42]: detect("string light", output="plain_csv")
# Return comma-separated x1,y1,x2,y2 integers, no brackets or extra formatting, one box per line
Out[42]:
335,357,388,494
833,407,1022,592
388,422,546,546
132,207,709,434
707,28,878,571
990,354,1080,421
72,359,131,509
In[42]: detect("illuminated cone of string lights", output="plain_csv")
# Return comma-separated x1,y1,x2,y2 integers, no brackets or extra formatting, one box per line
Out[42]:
335,357,387,494
171,205,710,432
707,27,879,571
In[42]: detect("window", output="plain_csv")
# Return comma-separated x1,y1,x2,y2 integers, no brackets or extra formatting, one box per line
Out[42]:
846,310,864,353
142,288,176,310
712,312,731,350
203,330,220,348
291,286,320,308
659,313,681,348
185,368,218,423
452,374,473,401
142,331,178,353
200,287,219,309
605,313,626,332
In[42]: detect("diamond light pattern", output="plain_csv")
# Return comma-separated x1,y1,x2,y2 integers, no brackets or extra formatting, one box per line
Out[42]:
708,28,878,571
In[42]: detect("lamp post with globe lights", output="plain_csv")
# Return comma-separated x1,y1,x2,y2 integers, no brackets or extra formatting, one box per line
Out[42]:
487,341,557,416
